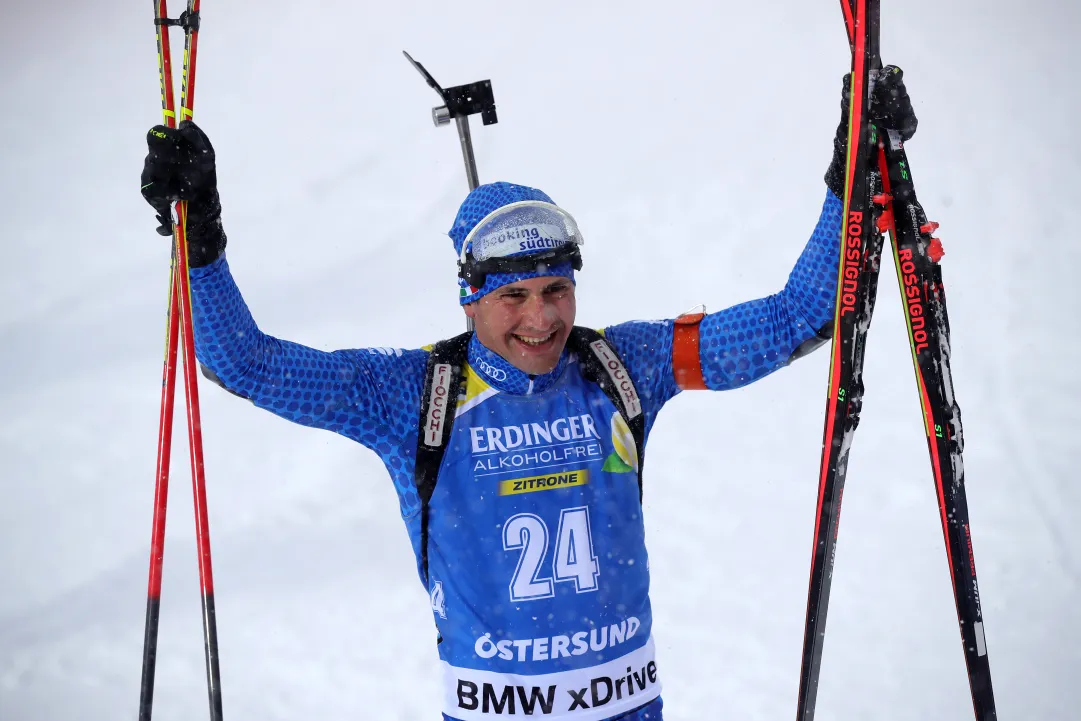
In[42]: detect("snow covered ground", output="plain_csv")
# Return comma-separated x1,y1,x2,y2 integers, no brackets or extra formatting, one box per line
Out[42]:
2,1,1078,719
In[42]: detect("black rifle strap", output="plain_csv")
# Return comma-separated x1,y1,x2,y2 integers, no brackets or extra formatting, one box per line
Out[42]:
415,331,471,585
566,327,646,499
413,327,646,585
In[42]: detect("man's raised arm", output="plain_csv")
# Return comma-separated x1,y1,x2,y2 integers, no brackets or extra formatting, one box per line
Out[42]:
605,67,918,408
141,122,427,448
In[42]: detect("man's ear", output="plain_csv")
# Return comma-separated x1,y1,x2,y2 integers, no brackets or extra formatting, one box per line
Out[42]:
463,302,477,319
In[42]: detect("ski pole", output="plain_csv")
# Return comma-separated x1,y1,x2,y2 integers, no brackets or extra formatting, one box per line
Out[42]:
140,2,223,720
139,259,181,721
139,4,183,716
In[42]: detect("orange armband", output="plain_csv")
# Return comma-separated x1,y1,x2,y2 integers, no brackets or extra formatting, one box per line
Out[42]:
673,309,707,390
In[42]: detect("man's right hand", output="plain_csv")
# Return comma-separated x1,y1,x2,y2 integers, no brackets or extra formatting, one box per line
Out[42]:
140,120,227,267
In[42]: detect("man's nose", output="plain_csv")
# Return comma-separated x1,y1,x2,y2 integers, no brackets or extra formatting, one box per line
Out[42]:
521,294,558,328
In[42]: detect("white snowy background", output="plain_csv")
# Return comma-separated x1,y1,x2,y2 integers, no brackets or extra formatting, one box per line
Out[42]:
2,1,1078,719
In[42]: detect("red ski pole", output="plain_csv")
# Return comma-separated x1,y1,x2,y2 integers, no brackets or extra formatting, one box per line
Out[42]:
140,2,223,720
139,4,182,717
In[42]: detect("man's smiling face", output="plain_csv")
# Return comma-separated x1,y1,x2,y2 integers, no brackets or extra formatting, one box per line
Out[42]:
464,276,576,376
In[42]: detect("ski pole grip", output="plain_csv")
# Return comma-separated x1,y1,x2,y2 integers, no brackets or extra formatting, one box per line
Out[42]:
155,10,200,31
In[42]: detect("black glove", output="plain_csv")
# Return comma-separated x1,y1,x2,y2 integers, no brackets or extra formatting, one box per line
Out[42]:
141,120,227,268
825,65,918,198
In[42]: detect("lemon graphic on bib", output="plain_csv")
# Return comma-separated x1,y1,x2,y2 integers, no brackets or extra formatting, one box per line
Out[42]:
602,412,639,474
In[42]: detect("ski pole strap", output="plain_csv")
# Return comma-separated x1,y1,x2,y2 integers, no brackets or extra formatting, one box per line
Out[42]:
155,10,200,31
672,310,707,390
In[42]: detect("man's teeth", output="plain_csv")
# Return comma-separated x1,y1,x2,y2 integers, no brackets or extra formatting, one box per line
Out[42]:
515,332,554,346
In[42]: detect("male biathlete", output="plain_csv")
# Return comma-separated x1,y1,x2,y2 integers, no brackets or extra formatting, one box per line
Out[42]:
140,69,917,720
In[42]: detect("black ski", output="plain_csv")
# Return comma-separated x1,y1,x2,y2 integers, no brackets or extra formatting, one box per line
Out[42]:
847,1,998,717
874,122,998,721
796,2,884,718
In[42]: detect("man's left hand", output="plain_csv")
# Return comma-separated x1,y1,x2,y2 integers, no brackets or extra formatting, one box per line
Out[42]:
825,64,919,198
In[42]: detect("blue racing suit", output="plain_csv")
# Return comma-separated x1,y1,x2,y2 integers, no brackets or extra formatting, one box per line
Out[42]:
189,190,843,720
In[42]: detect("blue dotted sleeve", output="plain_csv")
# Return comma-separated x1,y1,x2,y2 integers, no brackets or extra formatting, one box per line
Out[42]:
604,189,842,417
698,189,842,390
188,254,429,459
